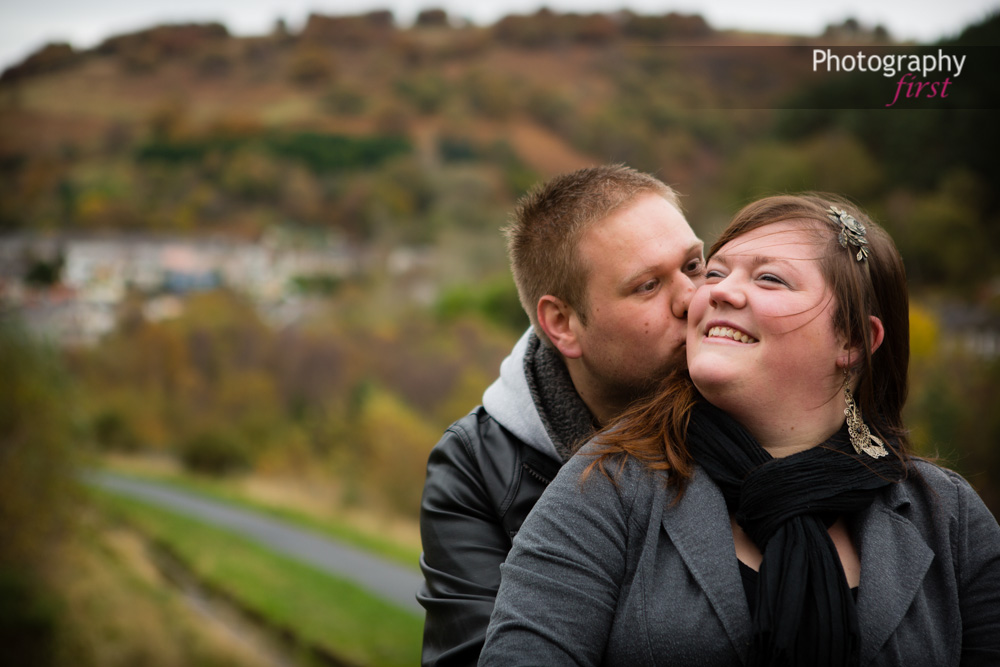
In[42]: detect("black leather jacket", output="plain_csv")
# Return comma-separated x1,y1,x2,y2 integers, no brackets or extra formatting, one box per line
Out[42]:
417,405,563,666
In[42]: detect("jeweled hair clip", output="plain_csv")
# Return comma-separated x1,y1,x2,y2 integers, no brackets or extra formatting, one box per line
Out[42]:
828,206,869,262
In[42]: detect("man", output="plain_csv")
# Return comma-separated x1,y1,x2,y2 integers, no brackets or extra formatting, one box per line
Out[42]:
418,164,705,665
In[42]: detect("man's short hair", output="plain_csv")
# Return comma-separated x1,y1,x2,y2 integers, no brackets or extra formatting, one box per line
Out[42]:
504,164,680,345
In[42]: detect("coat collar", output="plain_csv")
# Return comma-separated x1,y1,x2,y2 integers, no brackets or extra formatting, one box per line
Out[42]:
854,480,935,665
661,468,752,662
662,469,934,667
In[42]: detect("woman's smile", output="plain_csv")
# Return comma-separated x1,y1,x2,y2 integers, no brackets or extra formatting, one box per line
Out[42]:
704,322,758,344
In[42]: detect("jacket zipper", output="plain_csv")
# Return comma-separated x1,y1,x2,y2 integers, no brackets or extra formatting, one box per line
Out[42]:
523,463,552,486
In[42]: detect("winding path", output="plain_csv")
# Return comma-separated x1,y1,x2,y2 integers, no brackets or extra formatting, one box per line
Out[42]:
84,470,424,615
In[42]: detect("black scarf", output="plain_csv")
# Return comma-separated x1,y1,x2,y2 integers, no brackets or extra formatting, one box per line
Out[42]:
685,402,905,667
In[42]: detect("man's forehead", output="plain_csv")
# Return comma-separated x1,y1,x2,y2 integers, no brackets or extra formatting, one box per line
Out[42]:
581,235,701,290
580,217,700,255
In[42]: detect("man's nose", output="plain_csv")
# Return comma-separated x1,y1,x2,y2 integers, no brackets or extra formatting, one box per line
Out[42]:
672,275,697,319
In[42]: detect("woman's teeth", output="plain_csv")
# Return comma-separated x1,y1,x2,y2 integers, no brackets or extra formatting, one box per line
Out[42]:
707,326,757,344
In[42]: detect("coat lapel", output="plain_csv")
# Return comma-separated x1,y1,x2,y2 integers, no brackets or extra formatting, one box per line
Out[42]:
854,484,934,666
661,468,752,662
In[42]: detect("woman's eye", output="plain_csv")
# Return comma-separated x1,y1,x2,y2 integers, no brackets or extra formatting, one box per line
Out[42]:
758,273,785,285
704,269,725,281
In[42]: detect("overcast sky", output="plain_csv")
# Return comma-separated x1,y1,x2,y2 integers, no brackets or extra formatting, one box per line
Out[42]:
2,0,997,71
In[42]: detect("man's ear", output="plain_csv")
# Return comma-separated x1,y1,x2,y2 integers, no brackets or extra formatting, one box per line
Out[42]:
537,295,583,359
838,315,885,368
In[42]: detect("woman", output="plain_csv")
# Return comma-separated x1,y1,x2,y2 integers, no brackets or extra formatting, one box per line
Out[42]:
479,195,1000,666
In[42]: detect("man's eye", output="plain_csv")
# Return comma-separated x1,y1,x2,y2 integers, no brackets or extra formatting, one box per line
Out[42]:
636,279,658,293
686,258,705,275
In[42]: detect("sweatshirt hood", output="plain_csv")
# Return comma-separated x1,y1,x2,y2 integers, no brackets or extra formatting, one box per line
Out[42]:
483,329,558,460
483,328,596,463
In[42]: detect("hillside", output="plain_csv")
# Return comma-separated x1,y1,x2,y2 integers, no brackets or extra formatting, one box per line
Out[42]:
0,12,802,157
1,10,885,242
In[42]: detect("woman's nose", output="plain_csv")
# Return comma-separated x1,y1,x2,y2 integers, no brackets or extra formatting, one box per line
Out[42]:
708,274,746,310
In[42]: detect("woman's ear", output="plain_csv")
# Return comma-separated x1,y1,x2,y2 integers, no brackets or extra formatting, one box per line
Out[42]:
537,295,583,359
838,316,885,368
868,315,885,354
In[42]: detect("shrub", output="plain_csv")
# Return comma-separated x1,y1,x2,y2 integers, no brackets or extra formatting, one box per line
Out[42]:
0,42,78,82
300,12,395,47
92,409,141,452
197,48,233,78
435,275,528,334
0,319,77,571
621,12,712,40
266,133,411,172
461,70,518,119
415,9,449,27
395,74,450,114
288,48,336,86
357,387,439,517
179,428,250,476
525,88,574,132
0,570,58,666
322,85,367,115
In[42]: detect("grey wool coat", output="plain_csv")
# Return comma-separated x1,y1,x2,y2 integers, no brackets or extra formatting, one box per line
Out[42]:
480,444,1000,666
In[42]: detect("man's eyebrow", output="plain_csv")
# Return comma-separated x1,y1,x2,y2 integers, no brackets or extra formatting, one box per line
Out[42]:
621,265,659,288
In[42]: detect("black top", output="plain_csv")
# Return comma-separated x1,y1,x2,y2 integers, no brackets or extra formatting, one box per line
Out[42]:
738,560,858,610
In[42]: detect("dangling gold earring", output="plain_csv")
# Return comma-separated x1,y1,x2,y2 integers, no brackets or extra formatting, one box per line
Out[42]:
843,369,889,459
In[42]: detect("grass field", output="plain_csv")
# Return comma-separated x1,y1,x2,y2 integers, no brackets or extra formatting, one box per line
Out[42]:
91,489,423,666
7,506,281,667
